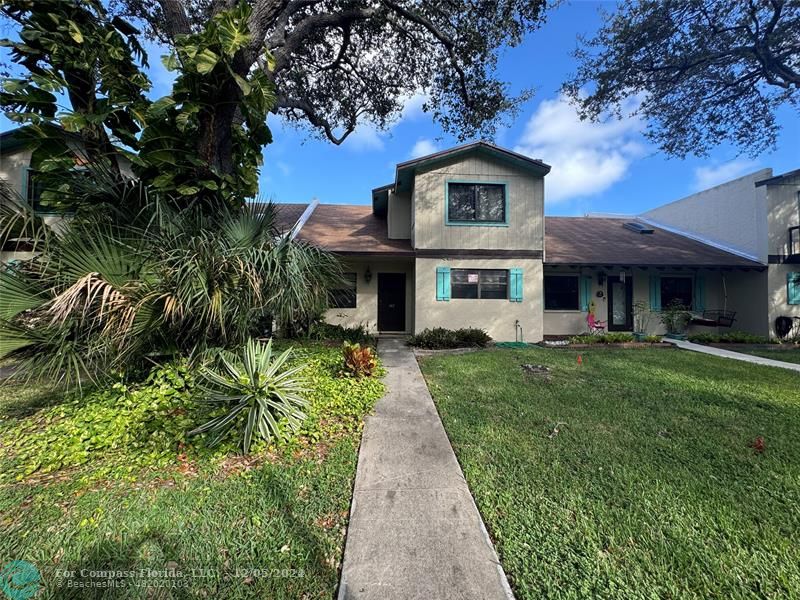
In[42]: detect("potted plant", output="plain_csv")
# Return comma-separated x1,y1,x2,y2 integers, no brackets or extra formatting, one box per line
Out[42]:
659,300,691,339
632,300,653,341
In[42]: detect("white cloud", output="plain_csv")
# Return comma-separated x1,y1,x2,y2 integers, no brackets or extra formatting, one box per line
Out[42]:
410,138,438,158
514,93,645,203
344,91,429,152
400,92,428,121
276,161,291,176
691,159,759,191
345,123,385,151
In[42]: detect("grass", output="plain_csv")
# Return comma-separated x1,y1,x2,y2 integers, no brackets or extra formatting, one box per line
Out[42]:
418,346,800,599
736,347,800,365
0,343,383,599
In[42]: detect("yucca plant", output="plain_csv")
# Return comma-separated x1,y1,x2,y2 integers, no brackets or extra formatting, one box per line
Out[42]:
190,338,308,453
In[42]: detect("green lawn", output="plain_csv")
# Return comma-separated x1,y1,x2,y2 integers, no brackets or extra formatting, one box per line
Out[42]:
419,347,800,599
737,347,800,364
0,344,382,599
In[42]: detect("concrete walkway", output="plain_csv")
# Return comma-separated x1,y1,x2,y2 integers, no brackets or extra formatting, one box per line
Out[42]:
665,338,800,373
337,337,513,600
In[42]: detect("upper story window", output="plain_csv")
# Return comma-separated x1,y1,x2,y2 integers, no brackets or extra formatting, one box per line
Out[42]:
447,182,506,225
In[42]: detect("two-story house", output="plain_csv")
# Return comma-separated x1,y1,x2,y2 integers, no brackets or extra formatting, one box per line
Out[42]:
273,142,798,341
2,131,798,341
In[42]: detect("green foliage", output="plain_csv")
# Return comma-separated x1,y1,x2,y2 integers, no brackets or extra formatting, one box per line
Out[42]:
0,362,197,483
688,331,778,345
408,327,492,349
632,300,654,333
0,343,384,483
136,3,275,203
420,347,800,597
341,341,378,378
565,0,799,158
309,321,374,345
1,0,275,209
1,0,151,210
191,339,308,454
659,300,691,335
0,197,342,387
569,333,638,344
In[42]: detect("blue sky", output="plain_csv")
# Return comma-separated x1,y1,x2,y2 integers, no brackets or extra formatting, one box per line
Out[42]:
3,0,798,215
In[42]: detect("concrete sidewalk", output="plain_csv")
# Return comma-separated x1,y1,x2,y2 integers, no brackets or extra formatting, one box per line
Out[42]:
337,338,513,600
665,338,800,373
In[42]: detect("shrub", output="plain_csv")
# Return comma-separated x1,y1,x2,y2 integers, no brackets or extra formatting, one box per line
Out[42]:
342,341,378,378
190,339,308,454
310,321,374,345
455,328,493,347
407,327,492,349
569,333,636,345
659,300,691,335
0,198,343,388
688,331,777,344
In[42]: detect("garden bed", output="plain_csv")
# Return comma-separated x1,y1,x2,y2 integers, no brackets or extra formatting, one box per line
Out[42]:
0,342,384,598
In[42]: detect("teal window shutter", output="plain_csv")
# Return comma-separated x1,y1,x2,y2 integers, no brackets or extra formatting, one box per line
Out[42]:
436,266,450,301
649,275,662,311
580,276,592,312
694,275,706,312
788,272,800,305
509,268,523,302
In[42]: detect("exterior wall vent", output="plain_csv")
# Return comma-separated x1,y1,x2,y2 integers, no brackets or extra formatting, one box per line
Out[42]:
623,222,654,234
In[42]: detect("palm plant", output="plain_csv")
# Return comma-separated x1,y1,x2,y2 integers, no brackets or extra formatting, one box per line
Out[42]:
190,338,308,453
0,184,343,388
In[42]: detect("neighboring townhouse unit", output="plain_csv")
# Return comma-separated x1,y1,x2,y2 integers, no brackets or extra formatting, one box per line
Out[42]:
2,131,798,342
268,142,797,341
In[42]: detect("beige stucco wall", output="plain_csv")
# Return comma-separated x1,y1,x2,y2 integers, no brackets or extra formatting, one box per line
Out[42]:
414,257,543,342
323,258,415,334
763,174,800,337
765,174,800,256
0,147,32,197
412,155,544,251
768,264,800,336
387,190,411,240
542,267,764,337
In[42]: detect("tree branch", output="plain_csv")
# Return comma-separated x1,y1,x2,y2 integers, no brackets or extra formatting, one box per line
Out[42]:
274,94,356,144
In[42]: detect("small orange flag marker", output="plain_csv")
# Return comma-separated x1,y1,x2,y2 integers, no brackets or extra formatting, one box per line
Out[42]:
577,355,583,365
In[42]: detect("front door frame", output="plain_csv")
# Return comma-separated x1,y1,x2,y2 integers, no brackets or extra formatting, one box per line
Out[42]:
377,272,406,332
607,274,633,331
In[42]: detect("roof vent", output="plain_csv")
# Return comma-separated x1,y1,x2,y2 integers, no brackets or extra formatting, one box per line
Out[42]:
623,222,654,234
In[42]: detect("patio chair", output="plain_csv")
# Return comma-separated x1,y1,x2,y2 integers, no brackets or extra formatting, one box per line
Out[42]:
587,313,606,335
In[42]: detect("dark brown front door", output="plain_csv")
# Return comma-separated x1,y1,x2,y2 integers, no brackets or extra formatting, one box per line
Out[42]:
607,275,633,331
378,273,406,332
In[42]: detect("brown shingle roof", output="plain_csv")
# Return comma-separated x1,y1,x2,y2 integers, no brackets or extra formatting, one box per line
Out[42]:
544,217,763,267
295,204,413,255
268,202,308,233
274,204,762,267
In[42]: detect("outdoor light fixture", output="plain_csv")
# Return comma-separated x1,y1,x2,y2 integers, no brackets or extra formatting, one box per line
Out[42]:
597,272,606,286
364,266,372,284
